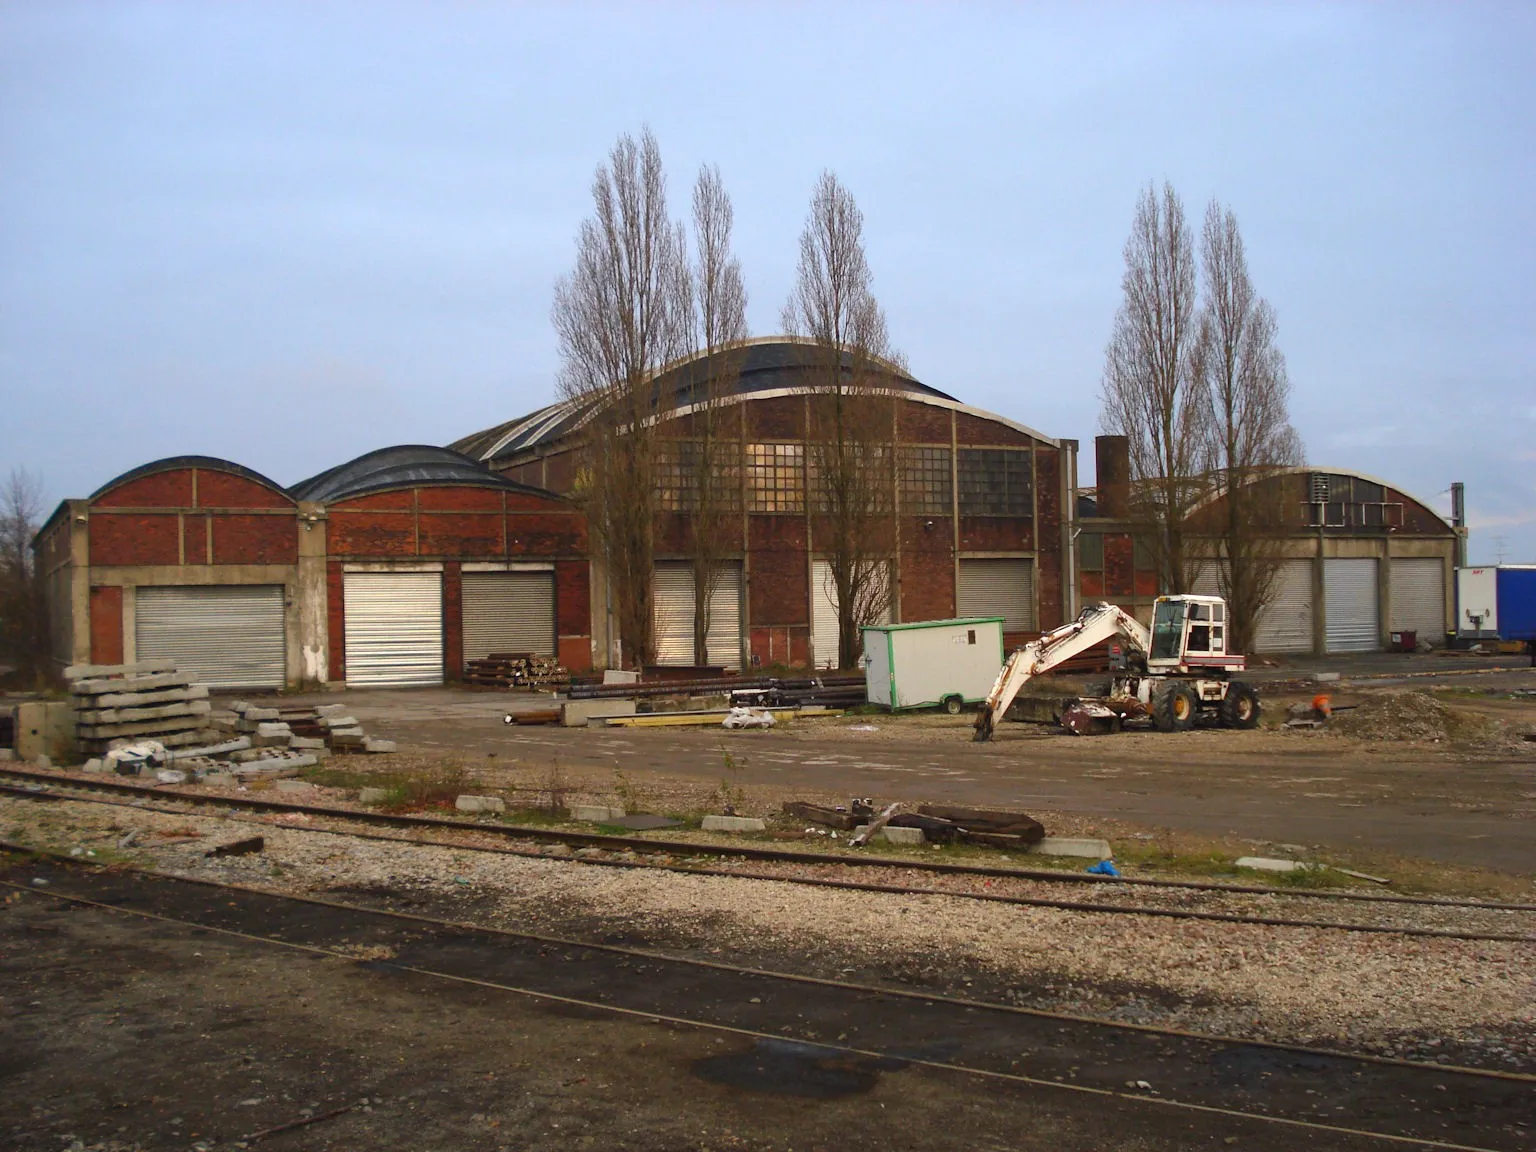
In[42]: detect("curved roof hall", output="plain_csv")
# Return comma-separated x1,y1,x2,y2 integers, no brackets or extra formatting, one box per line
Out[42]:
89,455,291,503
451,337,984,464
288,445,559,504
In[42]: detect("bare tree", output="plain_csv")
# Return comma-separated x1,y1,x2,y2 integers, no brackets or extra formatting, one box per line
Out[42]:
0,467,48,682
1100,182,1212,594
1198,200,1305,652
783,171,899,669
683,164,749,665
553,127,692,669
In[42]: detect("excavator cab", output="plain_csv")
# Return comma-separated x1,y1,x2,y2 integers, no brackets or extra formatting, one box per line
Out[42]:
1148,595,1230,669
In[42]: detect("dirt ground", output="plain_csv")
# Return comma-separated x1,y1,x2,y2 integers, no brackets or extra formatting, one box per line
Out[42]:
275,673,1536,878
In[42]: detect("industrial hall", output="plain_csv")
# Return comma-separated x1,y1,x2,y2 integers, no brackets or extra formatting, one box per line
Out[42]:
35,338,1457,690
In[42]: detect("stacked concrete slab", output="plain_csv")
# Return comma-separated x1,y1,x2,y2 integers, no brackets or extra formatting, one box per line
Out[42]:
67,661,216,755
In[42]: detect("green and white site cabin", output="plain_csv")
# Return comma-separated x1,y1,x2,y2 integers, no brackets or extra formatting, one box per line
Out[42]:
862,617,1006,713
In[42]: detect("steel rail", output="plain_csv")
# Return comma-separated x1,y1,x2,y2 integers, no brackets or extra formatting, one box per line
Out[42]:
3,764,1534,913
3,782,1533,944
4,841,1532,1096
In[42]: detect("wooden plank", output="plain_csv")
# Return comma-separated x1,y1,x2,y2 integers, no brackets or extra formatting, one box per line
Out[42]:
92,684,209,709
65,660,178,680
76,700,213,725
72,672,192,696
850,802,902,847
781,801,858,830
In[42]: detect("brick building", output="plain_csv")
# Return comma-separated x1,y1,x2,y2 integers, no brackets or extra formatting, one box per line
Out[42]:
35,447,590,688
452,338,1078,670
1076,436,1458,654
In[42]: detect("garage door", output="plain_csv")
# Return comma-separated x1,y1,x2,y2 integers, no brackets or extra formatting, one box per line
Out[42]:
1325,558,1380,653
343,571,443,686
136,585,285,689
812,559,889,669
1389,558,1446,643
462,571,555,665
957,559,1035,630
653,561,742,669
1253,559,1314,654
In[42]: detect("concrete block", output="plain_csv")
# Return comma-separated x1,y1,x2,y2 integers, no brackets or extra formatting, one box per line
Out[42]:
571,804,627,823
251,733,292,748
203,773,237,788
362,737,396,753
16,701,75,763
81,758,104,772
852,824,926,845
289,736,326,750
456,794,506,814
0,749,13,762
274,779,312,794
602,669,640,685
35,754,51,770
1311,672,1341,683
701,814,767,833
561,699,638,727
315,704,349,717
1028,837,1113,860
321,715,359,729
244,707,281,721
359,787,391,805
1234,856,1306,873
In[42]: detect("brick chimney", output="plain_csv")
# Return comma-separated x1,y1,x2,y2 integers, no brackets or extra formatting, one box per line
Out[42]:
1095,435,1130,520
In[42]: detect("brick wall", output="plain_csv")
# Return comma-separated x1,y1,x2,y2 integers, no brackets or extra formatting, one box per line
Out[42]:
89,586,123,664
899,516,954,621
748,516,808,626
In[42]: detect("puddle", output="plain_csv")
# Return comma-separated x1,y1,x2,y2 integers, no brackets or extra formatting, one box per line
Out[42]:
691,1038,901,1098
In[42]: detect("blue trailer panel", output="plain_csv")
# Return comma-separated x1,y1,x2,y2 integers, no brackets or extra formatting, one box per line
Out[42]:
1496,566,1536,640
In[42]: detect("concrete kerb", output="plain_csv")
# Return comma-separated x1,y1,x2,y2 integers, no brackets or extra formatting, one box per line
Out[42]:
1028,837,1113,860
701,814,767,833
571,804,627,823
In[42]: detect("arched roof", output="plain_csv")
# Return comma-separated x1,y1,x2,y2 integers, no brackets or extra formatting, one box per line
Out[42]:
449,337,1053,464
1186,465,1454,531
89,455,291,503
288,444,558,504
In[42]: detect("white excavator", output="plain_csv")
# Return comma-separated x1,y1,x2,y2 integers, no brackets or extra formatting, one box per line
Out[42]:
973,595,1261,741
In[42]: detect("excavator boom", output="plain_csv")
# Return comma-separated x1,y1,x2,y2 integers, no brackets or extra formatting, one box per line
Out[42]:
973,603,1150,741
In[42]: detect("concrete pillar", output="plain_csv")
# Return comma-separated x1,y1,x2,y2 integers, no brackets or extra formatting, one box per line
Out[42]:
295,502,329,688
68,501,91,666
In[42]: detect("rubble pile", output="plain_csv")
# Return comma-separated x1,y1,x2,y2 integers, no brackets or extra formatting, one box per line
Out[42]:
1329,691,1500,745
463,651,570,689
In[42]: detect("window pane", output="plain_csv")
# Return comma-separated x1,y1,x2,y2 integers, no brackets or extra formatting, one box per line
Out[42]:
899,445,952,516
1079,532,1104,570
746,443,804,513
958,448,1032,516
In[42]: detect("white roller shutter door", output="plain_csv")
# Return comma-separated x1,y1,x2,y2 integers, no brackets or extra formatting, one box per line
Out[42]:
1389,558,1446,642
1325,557,1380,653
462,572,555,664
652,562,743,670
956,559,1036,630
1254,559,1314,654
1191,563,1222,598
812,559,889,669
343,571,443,686
135,585,285,690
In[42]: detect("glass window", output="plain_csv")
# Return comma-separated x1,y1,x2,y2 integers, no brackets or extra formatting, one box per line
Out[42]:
657,440,741,512
746,443,804,513
1079,532,1104,570
899,446,952,515
1150,600,1186,662
958,448,1032,516
1132,535,1155,572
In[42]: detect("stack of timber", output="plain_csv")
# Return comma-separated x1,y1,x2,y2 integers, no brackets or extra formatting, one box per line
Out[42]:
68,661,215,754
463,652,570,689
784,799,1046,849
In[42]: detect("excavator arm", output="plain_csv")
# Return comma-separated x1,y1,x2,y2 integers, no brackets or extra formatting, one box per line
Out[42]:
973,603,1151,742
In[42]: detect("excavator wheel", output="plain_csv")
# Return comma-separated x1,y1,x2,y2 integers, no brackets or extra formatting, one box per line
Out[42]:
1219,681,1261,729
1152,682,1198,732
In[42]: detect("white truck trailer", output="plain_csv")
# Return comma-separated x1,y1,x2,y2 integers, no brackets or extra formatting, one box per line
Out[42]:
863,617,1005,713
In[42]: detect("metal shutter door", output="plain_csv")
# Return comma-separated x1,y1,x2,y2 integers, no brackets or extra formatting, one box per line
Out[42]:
462,572,555,663
705,562,743,670
1191,564,1222,598
1389,559,1445,641
652,562,694,665
343,571,443,686
811,560,839,669
1325,558,1380,653
956,559,1036,630
1254,559,1314,653
652,563,744,669
136,585,285,690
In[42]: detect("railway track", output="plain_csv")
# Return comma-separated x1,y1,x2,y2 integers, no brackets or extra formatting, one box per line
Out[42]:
3,845,1531,1152
2,765,1533,943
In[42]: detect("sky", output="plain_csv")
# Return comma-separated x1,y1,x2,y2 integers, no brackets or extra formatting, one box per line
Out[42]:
1,1,1532,562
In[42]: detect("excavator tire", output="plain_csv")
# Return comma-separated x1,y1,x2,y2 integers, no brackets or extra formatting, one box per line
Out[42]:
1219,681,1261,729
1152,682,1198,732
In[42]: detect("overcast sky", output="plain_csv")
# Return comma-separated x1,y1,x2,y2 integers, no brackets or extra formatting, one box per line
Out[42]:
2,2,1531,562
